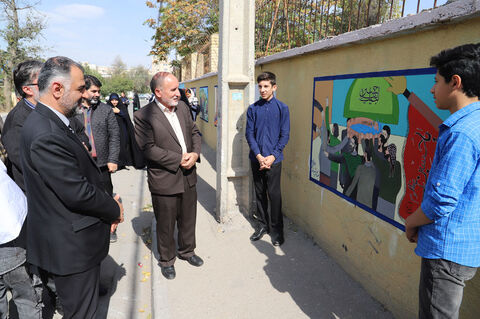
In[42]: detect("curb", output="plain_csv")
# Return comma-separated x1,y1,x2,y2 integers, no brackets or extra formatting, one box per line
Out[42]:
150,218,170,319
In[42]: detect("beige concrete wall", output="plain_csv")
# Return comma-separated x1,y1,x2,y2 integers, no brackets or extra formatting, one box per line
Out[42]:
256,18,480,319
184,73,218,151
186,12,480,319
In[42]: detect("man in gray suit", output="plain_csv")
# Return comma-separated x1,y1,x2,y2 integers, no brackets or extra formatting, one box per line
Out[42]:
134,72,202,280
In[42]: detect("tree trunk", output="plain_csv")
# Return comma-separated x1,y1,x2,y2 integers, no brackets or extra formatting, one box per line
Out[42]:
3,77,12,111
1,0,20,111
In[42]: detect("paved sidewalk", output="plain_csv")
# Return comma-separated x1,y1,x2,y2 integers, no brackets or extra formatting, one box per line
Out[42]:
150,143,394,319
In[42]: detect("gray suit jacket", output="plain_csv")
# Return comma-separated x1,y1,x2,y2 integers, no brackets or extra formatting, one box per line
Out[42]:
134,100,201,195
75,103,120,167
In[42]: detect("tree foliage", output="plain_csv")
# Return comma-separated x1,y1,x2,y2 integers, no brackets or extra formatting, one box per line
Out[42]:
256,0,402,57
84,58,150,98
145,0,219,61
0,0,45,110
111,55,127,76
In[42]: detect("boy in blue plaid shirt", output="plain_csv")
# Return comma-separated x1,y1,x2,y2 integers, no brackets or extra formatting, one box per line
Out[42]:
405,43,480,319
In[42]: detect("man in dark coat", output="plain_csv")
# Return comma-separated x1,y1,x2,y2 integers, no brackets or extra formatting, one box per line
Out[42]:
135,72,203,280
2,60,43,191
75,75,120,195
0,60,43,319
20,56,123,319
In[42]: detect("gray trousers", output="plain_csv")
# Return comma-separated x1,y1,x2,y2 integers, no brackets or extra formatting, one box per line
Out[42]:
419,258,477,319
0,264,42,319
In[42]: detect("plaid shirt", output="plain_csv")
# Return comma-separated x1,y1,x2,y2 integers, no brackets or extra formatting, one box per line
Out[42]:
416,101,480,267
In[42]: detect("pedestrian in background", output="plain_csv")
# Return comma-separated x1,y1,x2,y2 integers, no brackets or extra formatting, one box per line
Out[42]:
107,92,144,170
133,91,141,112
185,88,200,121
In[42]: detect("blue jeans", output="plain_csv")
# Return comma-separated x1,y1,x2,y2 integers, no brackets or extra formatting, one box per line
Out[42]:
0,263,42,319
419,258,477,319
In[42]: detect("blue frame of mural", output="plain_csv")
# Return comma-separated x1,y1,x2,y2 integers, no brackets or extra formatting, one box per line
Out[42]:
309,67,442,231
198,86,209,122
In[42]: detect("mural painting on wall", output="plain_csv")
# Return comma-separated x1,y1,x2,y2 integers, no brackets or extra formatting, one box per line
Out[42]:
309,68,449,230
214,85,218,127
198,86,209,122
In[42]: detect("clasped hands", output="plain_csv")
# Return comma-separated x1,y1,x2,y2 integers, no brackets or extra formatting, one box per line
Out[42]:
181,152,199,170
256,154,275,170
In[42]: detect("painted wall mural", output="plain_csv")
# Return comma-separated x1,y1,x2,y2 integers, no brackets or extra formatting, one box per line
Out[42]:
309,68,450,230
199,86,209,122
214,85,218,127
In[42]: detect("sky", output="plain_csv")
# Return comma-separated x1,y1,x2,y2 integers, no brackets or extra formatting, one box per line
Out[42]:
20,0,157,69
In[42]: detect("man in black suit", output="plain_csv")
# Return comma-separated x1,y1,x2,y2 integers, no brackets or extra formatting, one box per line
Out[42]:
2,60,43,191
20,56,124,319
0,60,43,319
135,72,203,280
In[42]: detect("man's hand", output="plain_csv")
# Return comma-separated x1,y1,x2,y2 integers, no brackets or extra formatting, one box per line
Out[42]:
385,76,407,95
262,155,275,170
111,193,124,233
180,152,199,170
405,224,418,243
404,206,432,243
107,162,118,173
256,154,268,170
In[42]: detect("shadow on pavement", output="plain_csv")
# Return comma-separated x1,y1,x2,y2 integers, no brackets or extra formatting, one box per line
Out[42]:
251,234,392,319
132,211,155,251
96,255,127,319
196,175,218,222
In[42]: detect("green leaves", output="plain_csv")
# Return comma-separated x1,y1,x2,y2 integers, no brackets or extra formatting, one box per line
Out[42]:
0,0,46,110
145,0,219,61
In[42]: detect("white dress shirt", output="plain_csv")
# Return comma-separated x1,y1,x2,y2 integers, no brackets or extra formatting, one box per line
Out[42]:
156,99,188,154
0,160,27,244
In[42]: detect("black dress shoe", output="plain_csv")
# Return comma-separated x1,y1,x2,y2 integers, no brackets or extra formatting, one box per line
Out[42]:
272,236,284,246
179,254,204,267
161,265,176,280
250,227,268,241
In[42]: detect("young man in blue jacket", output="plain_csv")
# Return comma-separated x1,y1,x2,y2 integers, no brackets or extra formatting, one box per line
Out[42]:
405,43,480,319
245,72,290,246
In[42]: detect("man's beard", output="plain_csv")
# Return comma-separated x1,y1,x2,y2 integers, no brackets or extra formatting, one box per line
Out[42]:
89,97,100,106
61,92,81,118
163,98,178,108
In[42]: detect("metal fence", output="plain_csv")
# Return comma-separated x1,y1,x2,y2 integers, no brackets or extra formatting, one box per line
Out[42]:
255,0,441,57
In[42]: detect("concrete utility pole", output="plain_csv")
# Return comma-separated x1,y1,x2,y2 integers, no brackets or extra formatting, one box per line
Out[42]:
216,0,255,222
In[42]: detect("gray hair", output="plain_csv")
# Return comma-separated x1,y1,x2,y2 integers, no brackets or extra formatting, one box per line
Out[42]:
150,72,173,93
38,56,84,96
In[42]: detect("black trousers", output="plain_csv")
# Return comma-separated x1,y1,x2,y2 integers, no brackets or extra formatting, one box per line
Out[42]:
151,177,197,267
251,161,284,237
99,166,113,196
39,264,100,319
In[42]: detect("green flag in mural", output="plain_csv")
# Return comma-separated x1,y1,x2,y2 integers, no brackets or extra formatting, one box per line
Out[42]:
344,77,399,124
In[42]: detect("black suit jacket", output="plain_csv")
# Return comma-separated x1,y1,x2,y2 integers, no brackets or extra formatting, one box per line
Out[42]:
21,103,120,275
2,99,89,191
2,99,33,191
134,100,201,195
